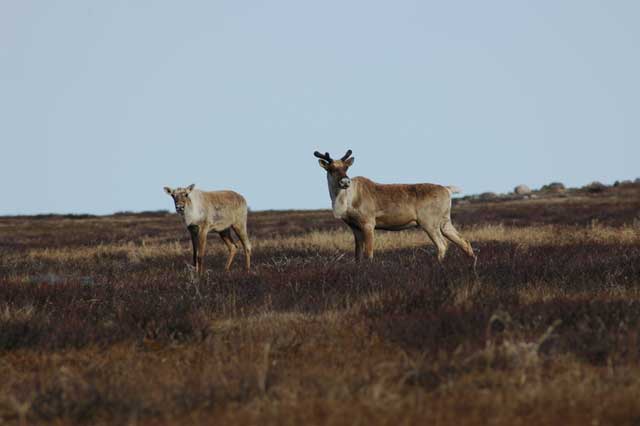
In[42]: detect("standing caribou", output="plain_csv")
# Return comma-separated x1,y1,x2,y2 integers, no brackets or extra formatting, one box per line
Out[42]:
314,150,476,263
164,184,252,273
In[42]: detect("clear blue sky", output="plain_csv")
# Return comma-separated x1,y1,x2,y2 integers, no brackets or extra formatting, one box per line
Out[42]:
2,1,638,215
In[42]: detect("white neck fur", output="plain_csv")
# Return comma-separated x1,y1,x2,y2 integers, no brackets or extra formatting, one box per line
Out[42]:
183,189,205,226
327,173,353,219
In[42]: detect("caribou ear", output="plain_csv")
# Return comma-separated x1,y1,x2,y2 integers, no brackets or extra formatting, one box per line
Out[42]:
186,184,195,193
318,159,330,170
163,186,173,195
345,157,355,167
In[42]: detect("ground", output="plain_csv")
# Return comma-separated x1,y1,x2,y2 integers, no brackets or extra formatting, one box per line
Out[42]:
0,184,639,425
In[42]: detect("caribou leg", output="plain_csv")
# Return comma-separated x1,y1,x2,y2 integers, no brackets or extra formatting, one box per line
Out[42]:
196,228,208,273
441,220,475,260
362,223,375,260
232,223,252,271
219,228,238,271
188,225,199,270
420,223,449,263
349,225,364,262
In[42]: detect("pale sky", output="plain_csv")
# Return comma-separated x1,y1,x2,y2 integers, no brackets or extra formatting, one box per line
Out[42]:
2,1,639,215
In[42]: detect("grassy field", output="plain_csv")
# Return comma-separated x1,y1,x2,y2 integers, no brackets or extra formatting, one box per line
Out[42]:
1,184,639,425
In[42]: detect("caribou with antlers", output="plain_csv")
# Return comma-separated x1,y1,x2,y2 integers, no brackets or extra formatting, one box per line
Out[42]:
314,150,476,264
164,184,252,273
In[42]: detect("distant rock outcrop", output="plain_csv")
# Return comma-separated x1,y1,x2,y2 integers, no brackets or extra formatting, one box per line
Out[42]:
479,192,498,201
541,182,565,193
514,184,532,195
584,181,607,193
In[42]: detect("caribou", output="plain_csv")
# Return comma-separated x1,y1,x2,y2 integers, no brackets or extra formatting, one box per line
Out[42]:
164,184,252,273
314,150,476,263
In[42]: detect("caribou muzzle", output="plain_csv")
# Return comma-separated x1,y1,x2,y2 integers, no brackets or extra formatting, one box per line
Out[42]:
339,177,351,189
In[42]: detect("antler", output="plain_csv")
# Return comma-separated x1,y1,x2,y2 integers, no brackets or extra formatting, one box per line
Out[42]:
314,151,333,163
340,149,353,161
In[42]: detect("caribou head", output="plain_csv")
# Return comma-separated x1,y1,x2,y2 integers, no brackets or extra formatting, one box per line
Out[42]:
314,150,355,189
163,183,195,215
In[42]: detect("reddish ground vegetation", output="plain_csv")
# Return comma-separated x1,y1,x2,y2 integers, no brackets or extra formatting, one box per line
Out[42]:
0,185,639,425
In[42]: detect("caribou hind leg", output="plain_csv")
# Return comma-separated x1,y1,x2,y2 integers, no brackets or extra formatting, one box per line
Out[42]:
418,221,454,282
421,224,449,263
232,223,252,271
219,228,238,271
441,220,475,260
441,220,478,276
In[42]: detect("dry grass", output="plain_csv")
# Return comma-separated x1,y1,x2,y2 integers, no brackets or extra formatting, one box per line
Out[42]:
1,184,640,425
19,223,640,266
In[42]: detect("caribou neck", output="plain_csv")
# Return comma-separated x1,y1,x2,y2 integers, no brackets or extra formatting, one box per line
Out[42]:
183,190,205,226
327,174,354,219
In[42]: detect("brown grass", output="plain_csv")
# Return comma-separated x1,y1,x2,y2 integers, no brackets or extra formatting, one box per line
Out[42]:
0,184,639,425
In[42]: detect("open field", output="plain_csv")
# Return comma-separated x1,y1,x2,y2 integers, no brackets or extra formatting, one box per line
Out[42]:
1,184,640,425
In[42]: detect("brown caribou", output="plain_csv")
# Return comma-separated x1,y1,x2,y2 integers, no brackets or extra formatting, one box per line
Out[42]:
164,184,251,272
314,150,476,263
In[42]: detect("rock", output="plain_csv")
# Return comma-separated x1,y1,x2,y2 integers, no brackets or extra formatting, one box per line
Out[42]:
541,182,565,193
514,184,532,195
635,178,640,184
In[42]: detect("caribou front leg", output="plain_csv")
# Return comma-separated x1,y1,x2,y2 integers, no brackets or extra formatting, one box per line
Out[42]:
196,228,208,273
363,223,375,260
349,225,364,262
188,225,199,271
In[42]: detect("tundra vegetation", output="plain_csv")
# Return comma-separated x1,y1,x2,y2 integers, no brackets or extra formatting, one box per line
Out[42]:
0,183,639,425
